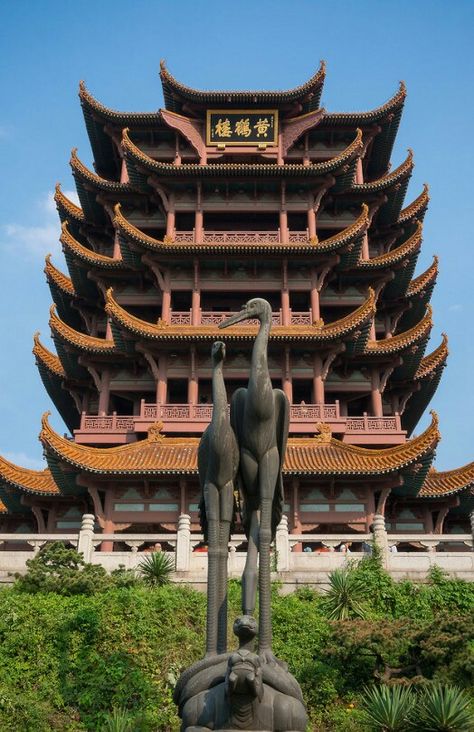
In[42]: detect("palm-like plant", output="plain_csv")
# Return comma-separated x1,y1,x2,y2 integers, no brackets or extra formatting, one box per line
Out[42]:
415,684,474,731
360,684,415,731
322,567,366,620
138,551,174,586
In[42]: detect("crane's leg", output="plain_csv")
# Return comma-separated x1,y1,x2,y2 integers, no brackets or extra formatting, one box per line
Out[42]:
257,446,280,659
216,480,233,654
240,448,259,616
204,482,220,656
242,509,259,615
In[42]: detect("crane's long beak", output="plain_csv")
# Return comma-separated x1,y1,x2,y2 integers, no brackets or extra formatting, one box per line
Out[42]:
218,308,249,329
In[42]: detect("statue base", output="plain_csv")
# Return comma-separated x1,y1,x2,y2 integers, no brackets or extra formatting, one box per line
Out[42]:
174,616,307,732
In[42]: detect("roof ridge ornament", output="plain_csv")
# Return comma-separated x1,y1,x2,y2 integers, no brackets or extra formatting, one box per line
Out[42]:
313,423,332,443
148,421,165,441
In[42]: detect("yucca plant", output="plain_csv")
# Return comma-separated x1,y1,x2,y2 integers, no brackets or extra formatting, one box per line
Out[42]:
360,684,415,731
415,684,474,731
101,707,135,732
321,567,366,620
138,550,174,586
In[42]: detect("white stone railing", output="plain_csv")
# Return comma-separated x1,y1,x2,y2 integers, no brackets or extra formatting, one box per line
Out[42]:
0,516,472,586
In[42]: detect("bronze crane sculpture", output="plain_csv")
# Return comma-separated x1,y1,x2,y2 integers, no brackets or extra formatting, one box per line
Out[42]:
219,298,289,662
198,340,239,656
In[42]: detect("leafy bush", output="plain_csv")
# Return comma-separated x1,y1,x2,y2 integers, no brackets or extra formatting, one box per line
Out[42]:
14,541,111,595
1,545,473,730
14,542,141,596
138,551,174,586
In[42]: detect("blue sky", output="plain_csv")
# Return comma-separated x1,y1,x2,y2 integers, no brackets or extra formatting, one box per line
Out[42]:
0,0,473,471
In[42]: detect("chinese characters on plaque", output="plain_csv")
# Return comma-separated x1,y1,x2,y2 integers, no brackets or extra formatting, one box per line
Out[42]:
206,110,278,146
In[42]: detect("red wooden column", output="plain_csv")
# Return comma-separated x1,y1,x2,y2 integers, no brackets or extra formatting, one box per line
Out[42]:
195,183,203,243
282,346,292,402
120,160,129,184
307,207,317,240
98,370,111,416
157,354,168,405
281,259,290,326
310,268,320,322
191,258,201,325
313,355,325,405
157,267,172,323
166,193,175,238
279,181,288,243
188,347,198,405
371,370,383,417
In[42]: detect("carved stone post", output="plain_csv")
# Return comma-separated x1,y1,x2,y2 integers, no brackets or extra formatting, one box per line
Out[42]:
275,515,290,571
176,514,191,571
372,513,389,567
77,514,95,563
470,510,474,550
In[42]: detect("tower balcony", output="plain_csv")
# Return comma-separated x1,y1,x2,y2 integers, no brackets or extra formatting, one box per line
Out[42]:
169,310,313,326
74,403,405,446
172,229,310,244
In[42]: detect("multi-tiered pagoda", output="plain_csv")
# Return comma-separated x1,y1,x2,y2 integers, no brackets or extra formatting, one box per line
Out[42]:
0,63,473,545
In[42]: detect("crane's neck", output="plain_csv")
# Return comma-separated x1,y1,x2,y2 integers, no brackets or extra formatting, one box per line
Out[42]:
249,317,271,395
211,360,227,421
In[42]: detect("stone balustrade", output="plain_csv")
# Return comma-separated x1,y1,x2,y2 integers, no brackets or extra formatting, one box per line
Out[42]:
1,517,472,589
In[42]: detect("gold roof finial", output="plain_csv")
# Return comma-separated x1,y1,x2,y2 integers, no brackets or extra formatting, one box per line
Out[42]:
148,421,165,442
313,423,332,443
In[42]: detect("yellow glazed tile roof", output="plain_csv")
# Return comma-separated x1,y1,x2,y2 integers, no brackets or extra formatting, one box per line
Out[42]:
352,150,413,193
54,183,84,222
122,126,363,178
60,222,125,269
114,203,369,256
159,60,326,104
355,221,422,270
33,333,65,378
105,287,376,343
0,452,59,495
70,148,133,193
365,306,432,355
420,462,474,498
44,254,76,296
398,184,429,224
40,411,439,477
50,305,117,354
322,82,406,125
415,334,448,380
407,256,438,298
79,80,162,124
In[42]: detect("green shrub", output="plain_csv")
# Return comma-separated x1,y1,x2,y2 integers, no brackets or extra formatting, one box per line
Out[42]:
14,541,110,596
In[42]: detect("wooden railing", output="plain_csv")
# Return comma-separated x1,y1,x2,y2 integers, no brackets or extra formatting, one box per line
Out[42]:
169,310,312,326
171,230,310,244
76,405,403,441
